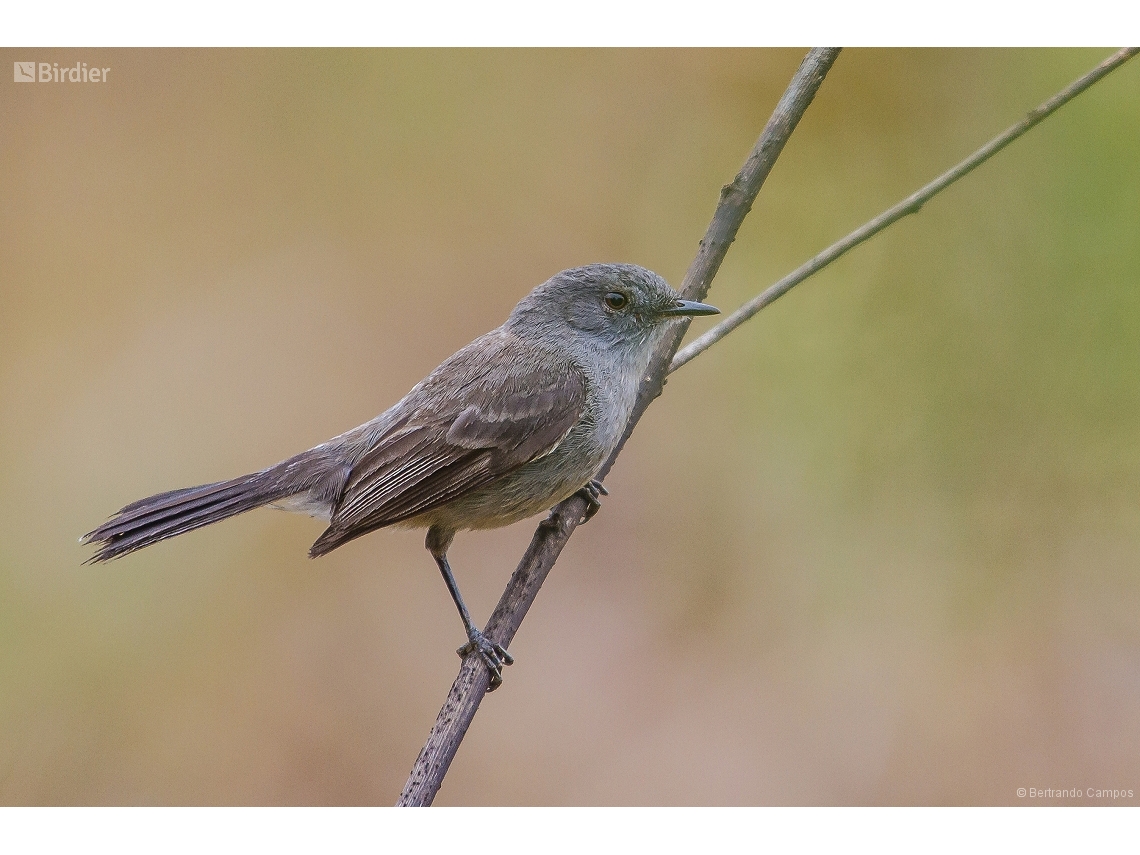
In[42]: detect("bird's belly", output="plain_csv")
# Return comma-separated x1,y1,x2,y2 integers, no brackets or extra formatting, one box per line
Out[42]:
407,440,605,533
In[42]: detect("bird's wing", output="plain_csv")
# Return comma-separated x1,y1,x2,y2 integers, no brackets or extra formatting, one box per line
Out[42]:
309,332,587,554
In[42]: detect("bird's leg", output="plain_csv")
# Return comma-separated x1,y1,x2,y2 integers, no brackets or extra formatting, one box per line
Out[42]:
437,552,514,691
426,527,513,691
575,479,609,524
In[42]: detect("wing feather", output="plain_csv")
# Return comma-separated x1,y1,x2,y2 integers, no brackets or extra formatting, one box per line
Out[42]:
309,332,587,556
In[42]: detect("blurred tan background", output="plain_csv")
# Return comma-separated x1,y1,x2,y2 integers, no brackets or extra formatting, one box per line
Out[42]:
2,48,1139,805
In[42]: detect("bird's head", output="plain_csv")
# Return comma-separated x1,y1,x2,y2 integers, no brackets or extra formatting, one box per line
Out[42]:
509,264,718,352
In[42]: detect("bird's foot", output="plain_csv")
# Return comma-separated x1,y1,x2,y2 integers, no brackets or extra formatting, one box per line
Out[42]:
575,479,609,524
457,629,514,691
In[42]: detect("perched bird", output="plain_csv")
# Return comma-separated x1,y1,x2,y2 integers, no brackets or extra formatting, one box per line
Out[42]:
83,263,718,688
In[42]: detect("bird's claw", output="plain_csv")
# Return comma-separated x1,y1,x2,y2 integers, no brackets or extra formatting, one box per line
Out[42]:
457,629,514,691
576,479,608,523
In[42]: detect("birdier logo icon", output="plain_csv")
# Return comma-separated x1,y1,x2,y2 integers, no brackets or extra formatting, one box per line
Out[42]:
14,62,36,82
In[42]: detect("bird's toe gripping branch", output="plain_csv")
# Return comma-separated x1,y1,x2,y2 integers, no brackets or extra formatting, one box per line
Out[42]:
575,479,608,524
457,628,514,691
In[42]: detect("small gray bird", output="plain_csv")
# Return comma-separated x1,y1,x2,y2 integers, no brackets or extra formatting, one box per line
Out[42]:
83,263,717,688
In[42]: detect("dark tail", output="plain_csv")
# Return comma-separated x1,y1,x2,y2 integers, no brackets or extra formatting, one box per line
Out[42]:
82,470,298,563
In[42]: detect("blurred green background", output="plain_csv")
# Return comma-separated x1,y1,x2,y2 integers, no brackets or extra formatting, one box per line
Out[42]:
2,48,1138,805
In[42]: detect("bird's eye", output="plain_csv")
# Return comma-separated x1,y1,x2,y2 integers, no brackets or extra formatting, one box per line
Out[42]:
604,292,628,311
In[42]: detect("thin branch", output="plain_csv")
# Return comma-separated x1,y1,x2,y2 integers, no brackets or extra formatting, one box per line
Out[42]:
396,47,842,807
670,47,1140,374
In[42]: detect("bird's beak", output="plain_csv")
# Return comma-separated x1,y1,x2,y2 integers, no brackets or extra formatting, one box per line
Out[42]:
659,299,720,317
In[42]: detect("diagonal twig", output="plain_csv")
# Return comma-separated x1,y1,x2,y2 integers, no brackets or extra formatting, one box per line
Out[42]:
670,47,1140,374
396,47,843,807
